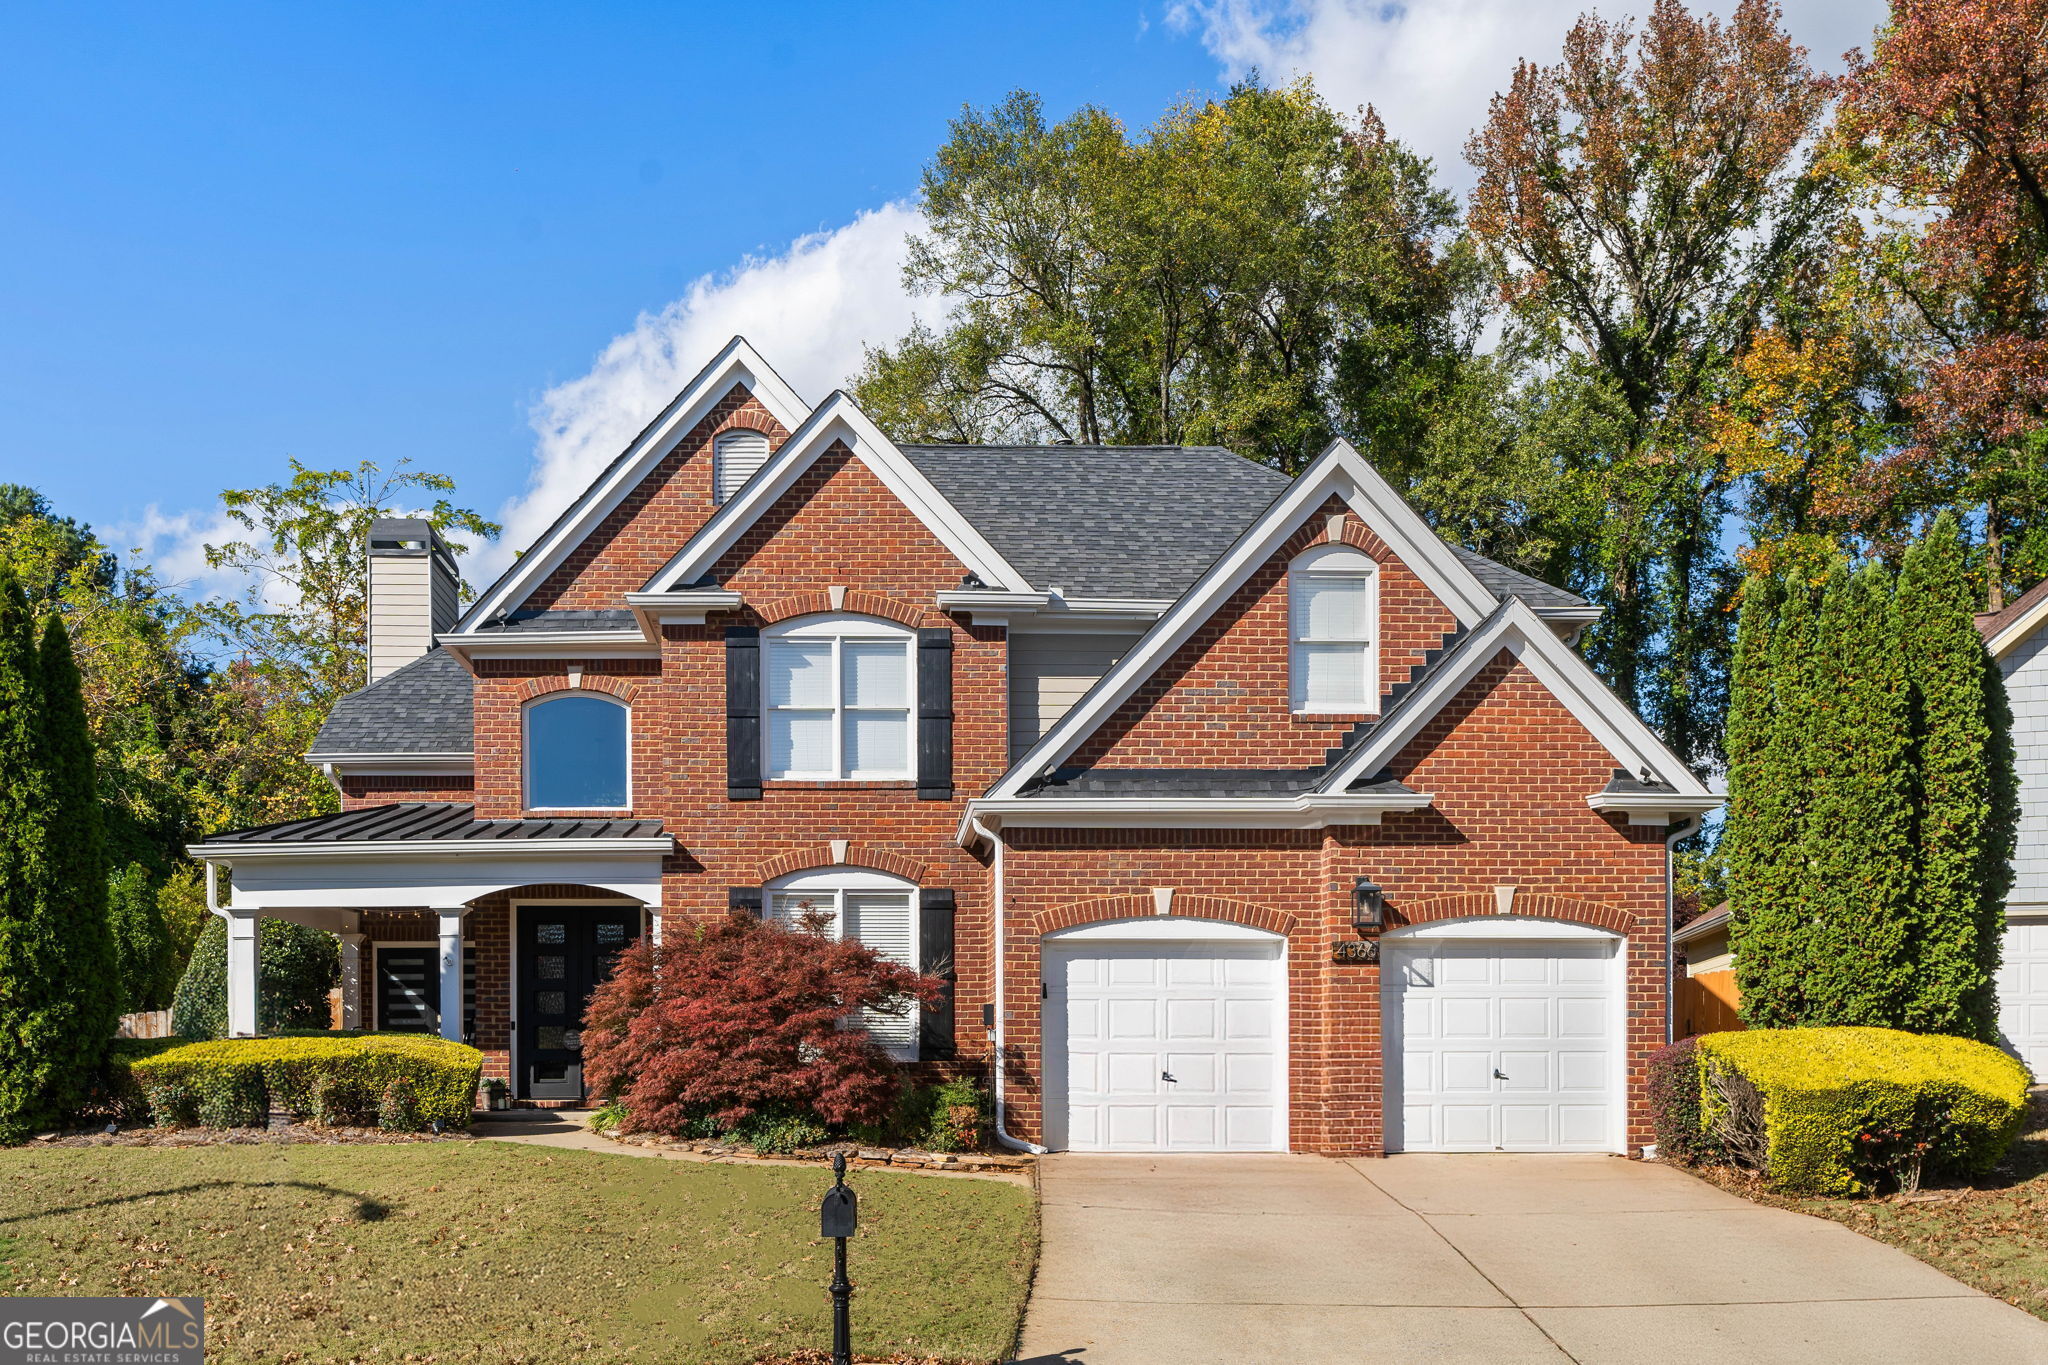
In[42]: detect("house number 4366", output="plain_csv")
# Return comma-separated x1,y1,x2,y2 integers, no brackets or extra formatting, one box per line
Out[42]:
1331,940,1379,965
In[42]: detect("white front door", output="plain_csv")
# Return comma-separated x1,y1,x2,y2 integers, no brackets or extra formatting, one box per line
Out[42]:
1384,935,1621,1153
1999,916,2048,1079
1045,940,1286,1152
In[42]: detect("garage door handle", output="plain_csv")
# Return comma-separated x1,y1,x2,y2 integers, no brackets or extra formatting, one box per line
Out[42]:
1493,1069,1508,1080
1161,1071,1177,1084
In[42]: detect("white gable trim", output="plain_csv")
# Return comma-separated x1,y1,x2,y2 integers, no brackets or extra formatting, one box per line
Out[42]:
457,336,810,631
1317,597,1712,799
640,391,1033,594
1986,593,2048,660
986,440,1500,798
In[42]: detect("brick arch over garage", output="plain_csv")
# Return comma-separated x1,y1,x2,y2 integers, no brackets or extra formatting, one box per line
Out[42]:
1390,893,1634,936
1030,894,1298,938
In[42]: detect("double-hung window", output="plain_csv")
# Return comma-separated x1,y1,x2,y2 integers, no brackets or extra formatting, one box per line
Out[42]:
766,869,919,1054
764,617,913,780
1289,545,1378,712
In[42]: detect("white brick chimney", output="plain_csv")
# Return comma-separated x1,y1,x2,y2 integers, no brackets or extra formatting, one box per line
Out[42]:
367,518,462,681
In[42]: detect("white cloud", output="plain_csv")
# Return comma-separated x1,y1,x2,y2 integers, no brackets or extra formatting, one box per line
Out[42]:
477,201,929,582
105,503,284,608
1167,0,1886,188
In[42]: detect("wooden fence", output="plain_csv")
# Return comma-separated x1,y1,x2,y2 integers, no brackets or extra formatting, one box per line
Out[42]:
1676,970,1744,1039
115,1008,173,1039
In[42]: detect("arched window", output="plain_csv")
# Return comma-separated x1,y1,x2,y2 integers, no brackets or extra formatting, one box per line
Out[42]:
524,693,629,809
763,615,914,780
1289,545,1378,712
713,428,771,503
766,866,919,1053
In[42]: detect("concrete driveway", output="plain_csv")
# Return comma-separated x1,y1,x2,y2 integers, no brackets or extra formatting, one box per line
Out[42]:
1012,1153,2048,1364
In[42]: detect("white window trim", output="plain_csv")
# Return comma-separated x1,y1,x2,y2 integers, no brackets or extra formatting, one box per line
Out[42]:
765,866,922,1059
522,691,633,812
762,614,917,781
1289,544,1379,714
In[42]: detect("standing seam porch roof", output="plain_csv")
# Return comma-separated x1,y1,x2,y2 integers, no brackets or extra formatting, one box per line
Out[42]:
197,802,665,845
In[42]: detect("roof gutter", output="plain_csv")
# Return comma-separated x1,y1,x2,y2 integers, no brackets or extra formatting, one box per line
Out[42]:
188,836,675,861
959,791,1436,846
1586,792,1724,827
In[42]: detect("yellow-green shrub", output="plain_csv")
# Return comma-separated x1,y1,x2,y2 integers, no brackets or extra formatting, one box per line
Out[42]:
126,1033,483,1132
1696,1027,2031,1195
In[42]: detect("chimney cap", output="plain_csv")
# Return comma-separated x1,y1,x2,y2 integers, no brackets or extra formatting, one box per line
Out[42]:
368,518,459,574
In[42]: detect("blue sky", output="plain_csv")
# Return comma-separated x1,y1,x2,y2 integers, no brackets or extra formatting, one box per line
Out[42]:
0,0,1882,595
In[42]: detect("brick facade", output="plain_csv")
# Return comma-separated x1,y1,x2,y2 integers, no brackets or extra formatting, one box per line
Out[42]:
326,385,1676,1154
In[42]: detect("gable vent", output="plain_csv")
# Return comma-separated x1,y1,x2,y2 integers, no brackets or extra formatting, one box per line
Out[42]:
713,429,772,503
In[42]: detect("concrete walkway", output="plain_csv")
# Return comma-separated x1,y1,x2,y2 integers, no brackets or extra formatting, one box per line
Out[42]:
1013,1153,2048,1364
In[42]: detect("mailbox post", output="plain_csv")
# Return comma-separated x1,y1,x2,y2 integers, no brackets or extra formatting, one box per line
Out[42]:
818,1150,858,1365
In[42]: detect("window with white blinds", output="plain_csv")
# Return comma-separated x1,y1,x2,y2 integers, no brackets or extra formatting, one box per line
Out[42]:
764,618,913,779
1289,545,1378,712
713,428,771,502
767,877,919,1053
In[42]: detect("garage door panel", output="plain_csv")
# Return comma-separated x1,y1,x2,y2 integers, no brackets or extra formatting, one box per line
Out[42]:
1165,998,1217,1038
1105,1105,1159,1147
1999,918,2048,1078
1441,1050,1493,1092
1499,997,1551,1037
1557,997,1608,1037
1050,939,1287,1153
1224,1106,1274,1147
1441,997,1491,1037
1225,998,1275,1039
1386,934,1619,1154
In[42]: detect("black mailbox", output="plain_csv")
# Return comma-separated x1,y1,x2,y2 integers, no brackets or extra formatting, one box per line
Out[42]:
820,1183,858,1239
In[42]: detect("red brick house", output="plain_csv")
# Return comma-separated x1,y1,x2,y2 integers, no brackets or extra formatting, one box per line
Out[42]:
189,337,1718,1156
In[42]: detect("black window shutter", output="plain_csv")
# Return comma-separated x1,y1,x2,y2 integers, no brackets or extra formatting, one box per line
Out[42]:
916,627,954,801
919,888,957,1059
728,887,763,920
726,626,762,800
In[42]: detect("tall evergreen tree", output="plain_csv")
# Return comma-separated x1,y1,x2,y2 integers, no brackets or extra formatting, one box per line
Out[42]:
1732,570,1824,1026
1897,513,2019,1038
107,863,173,1014
35,616,118,1100
0,573,53,1139
1802,562,1916,1025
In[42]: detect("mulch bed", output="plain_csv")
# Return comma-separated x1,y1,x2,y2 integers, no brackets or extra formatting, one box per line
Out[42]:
754,1354,986,1364
603,1131,1033,1175
29,1117,478,1147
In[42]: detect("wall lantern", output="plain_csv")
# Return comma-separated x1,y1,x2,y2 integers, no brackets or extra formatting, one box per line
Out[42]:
1352,877,1385,932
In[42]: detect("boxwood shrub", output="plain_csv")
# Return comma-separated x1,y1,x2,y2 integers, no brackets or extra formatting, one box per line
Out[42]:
1694,1027,2031,1195
123,1033,484,1132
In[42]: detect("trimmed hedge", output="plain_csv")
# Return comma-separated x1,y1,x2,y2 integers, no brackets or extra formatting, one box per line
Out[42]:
1692,1027,2030,1195
119,1033,484,1132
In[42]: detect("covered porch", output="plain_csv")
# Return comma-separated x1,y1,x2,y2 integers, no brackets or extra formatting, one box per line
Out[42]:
188,803,672,1099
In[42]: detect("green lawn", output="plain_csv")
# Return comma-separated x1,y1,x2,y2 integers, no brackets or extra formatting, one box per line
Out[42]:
0,1141,1036,1364
1695,1091,2048,1321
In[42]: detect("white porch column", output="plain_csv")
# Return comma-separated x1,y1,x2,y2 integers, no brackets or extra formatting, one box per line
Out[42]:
338,933,368,1031
436,907,467,1043
225,912,261,1037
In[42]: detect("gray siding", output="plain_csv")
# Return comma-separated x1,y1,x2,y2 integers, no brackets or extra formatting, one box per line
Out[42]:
2001,628,2048,911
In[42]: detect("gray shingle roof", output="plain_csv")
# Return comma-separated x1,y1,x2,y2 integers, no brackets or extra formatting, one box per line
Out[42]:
1029,767,1423,800
1449,545,1588,611
472,609,638,634
898,443,1589,609
201,802,664,845
311,649,474,756
898,444,1288,600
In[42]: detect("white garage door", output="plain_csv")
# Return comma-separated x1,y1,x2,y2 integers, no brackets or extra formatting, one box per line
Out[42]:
1998,917,2048,1080
1045,938,1286,1152
1385,933,1621,1153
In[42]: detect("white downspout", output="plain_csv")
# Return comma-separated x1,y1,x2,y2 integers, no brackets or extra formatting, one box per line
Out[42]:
979,817,1048,1155
1664,815,1702,1046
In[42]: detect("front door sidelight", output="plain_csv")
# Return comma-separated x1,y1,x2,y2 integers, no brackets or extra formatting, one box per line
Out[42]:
518,908,639,1101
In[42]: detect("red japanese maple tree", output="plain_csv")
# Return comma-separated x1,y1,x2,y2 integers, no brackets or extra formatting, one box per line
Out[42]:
581,911,941,1134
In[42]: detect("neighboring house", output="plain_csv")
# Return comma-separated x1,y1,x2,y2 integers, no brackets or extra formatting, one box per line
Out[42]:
1977,583,2048,1078
1671,903,1741,1038
188,338,1718,1157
